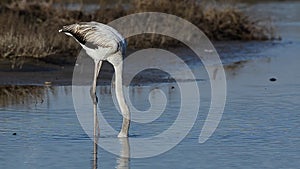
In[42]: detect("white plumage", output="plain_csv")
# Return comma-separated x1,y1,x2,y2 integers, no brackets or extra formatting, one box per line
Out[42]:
59,21,126,60
60,21,130,138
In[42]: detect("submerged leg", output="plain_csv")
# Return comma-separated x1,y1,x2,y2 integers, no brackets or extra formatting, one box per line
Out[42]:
108,56,130,137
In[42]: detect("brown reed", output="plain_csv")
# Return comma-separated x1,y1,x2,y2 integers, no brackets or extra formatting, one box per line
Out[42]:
0,0,276,63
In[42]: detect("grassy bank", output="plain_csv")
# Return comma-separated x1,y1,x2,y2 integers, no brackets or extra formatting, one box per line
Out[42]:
0,0,276,66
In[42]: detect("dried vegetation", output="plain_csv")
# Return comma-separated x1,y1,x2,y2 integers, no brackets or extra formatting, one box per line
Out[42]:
0,0,276,61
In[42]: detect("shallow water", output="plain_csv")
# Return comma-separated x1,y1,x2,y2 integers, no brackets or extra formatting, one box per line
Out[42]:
1,1,300,169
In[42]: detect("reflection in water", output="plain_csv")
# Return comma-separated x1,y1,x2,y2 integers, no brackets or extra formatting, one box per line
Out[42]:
92,135,130,169
0,85,49,107
116,138,130,169
224,60,248,77
92,85,130,169
92,136,98,169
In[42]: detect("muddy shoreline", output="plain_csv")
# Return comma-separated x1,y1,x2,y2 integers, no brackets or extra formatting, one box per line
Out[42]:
0,57,115,86
0,39,282,86
0,48,189,86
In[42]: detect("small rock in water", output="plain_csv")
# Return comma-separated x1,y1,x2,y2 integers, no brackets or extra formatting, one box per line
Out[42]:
269,77,277,82
171,86,175,89
12,133,17,135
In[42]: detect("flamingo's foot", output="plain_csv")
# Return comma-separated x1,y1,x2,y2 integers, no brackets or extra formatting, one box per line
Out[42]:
118,131,128,138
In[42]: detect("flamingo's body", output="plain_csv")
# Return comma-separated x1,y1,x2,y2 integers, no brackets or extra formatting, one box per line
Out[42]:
59,21,130,137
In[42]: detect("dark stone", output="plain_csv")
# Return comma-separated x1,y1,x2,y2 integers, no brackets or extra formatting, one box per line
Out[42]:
269,77,277,82
12,133,17,135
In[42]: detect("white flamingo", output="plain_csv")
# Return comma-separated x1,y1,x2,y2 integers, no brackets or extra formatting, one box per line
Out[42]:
59,21,130,137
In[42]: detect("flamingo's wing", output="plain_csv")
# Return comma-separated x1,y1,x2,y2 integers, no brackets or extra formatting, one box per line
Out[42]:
59,22,126,54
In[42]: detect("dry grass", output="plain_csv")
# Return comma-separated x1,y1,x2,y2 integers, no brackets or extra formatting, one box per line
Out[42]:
126,0,276,48
0,1,82,60
0,0,277,63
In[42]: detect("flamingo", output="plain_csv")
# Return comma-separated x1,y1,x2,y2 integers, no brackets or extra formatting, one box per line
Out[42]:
59,22,130,137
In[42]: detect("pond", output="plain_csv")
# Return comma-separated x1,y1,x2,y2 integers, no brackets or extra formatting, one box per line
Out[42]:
0,1,300,169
